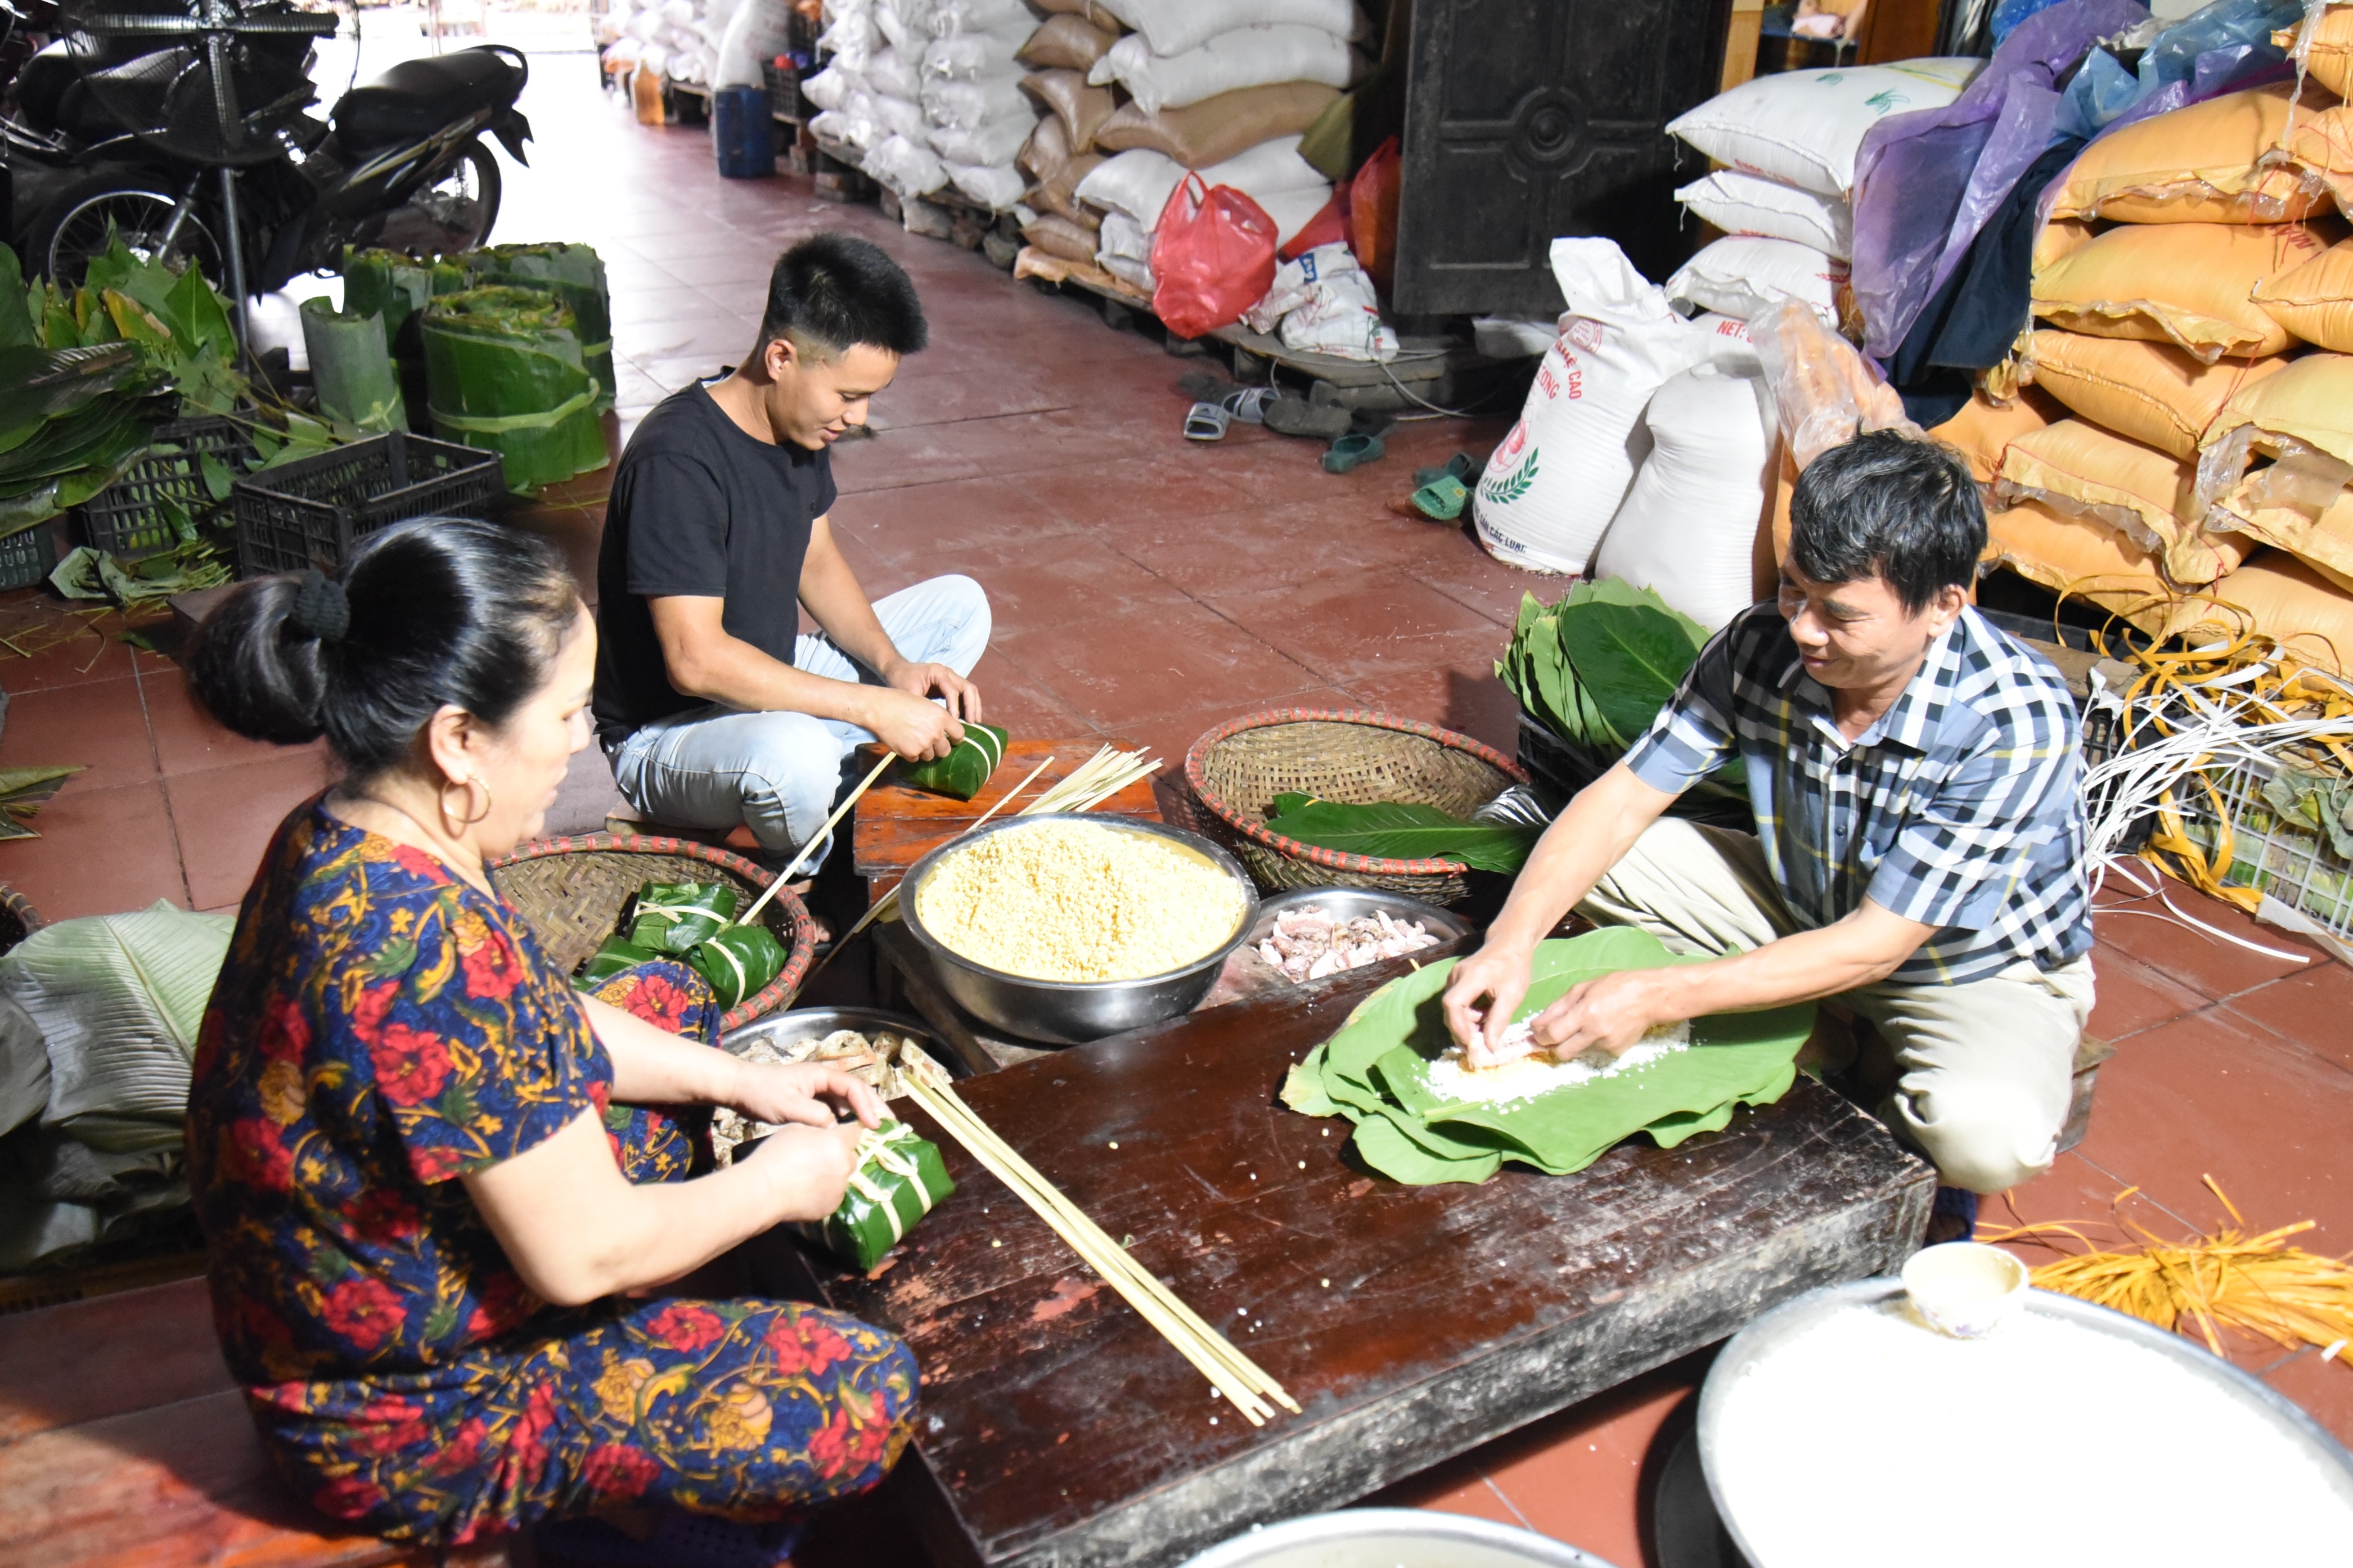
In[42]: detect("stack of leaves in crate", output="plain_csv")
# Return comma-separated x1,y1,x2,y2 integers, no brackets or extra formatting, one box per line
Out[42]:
1499,579,1748,814
420,285,609,493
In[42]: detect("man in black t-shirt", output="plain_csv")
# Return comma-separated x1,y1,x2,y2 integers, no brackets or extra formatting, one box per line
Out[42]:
593,234,989,867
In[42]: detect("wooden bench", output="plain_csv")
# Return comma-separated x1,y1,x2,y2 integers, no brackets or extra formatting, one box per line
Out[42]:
0,1277,512,1568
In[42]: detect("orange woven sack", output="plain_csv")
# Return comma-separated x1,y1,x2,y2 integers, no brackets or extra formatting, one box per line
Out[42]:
2254,235,2353,350
1151,174,1278,339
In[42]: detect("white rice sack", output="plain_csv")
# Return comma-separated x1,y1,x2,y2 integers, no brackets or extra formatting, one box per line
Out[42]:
929,113,1035,166
922,70,1029,128
714,0,794,88
1473,238,1724,576
659,0,698,28
872,0,934,52
811,103,882,151
875,89,931,141
1257,184,1333,249
1087,25,1354,116
947,160,1028,208
1274,249,1396,362
1666,235,1846,327
1198,134,1330,199
928,0,1031,34
624,8,664,42
1094,0,1367,56
1663,58,1981,197
922,29,1024,80
1097,210,1154,269
1594,362,1778,630
868,132,951,196
1247,242,1353,332
801,61,860,109
817,10,876,67
637,40,672,76
1675,169,1854,261
1075,146,1185,225
866,44,921,98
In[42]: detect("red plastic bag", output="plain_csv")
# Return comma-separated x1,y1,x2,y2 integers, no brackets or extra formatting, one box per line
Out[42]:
1348,136,1401,294
1150,173,1279,341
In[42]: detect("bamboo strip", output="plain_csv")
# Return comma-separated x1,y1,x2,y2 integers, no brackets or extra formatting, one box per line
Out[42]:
733,750,898,930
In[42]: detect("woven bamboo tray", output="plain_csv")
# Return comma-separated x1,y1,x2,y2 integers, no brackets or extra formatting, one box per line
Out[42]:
0,884,43,956
1184,709,1528,907
491,833,816,1031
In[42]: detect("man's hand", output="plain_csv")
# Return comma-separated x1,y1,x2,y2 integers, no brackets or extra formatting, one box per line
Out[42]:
1442,943,1536,1066
858,686,966,760
1527,968,1677,1060
883,657,984,723
724,1061,885,1131
741,1120,868,1223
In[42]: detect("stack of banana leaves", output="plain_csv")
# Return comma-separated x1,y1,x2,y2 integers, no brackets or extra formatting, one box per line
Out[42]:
1498,579,1749,822
0,237,254,539
342,247,435,425
443,244,615,413
420,284,609,493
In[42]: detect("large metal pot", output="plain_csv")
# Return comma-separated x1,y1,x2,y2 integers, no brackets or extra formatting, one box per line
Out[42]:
1177,1509,1622,1568
898,813,1258,1046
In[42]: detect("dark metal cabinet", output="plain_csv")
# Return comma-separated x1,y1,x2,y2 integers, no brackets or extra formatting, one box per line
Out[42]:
1391,0,1733,318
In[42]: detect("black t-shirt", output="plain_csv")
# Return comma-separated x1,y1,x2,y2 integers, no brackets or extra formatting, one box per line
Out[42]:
592,382,836,746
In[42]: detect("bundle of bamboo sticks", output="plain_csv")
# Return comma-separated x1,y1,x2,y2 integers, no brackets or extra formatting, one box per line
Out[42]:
1982,1177,2353,1367
898,1043,1299,1425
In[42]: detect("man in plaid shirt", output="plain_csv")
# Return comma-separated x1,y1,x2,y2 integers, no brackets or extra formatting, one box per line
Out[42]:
1445,432,2094,1234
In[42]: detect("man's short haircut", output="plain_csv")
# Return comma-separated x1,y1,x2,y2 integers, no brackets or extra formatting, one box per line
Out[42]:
758,233,928,358
1787,430,1985,615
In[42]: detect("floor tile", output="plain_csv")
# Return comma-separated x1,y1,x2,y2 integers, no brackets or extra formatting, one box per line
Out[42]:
2223,960,2353,1075
608,283,718,327
2084,950,2212,1045
651,250,785,290
834,474,1090,560
964,650,1097,741
1409,539,1556,627
992,601,1325,733
1204,570,1509,686
0,679,159,794
2065,1006,2353,1253
0,603,137,692
164,752,338,912
1343,664,1524,758
867,370,1078,432
1479,1369,1698,1568
2091,881,2323,1002
943,535,1189,633
138,664,317,777
0,779,187,918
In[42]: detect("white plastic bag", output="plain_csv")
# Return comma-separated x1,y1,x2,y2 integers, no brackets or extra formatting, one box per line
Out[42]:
922,29,1023,80
817,9,876,66
1663,57,1981,197
921,70,1028,129
1673,170,1854,261
1666,236,1847,326
1473,238,1724,576
865,44,921,98
947,160,1028,208
1594,362,1778,630
874,90,930,141
868,132,951,196
1094,0,1365,55
1087,25,1354,116
800,61,860,109
1245,241,1348,332
1074,147,1186,225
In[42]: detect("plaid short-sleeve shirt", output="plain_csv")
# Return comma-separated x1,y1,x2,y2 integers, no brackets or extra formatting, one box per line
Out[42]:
1621,603,2092,985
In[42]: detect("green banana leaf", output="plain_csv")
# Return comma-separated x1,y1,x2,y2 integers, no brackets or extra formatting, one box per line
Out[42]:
0,246,34,350
300,298,407,434
1556,581,1710,751
341,247,435,361
1266,793,1540,873
456,244,617,413
420,285,608,493
83,236,179,322
0,765,88,841
0,343,143,436
687,923,789,1010
51,541,228,612
1290,927,1814,1184
627,880,737,954
577,936,663,985
798,1120,956,1270
898,722,1007,801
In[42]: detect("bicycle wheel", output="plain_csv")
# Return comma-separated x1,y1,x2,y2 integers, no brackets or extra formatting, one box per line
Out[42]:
35,179,223,287
374,139,502,256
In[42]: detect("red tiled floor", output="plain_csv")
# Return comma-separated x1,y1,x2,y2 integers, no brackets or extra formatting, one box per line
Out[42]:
2090,891,2320,1002
2222,957,2353,1075
0,681,160,794
163,751,338,912
1205,569,1509,686
2084,949,2212,1043
1,780,187,919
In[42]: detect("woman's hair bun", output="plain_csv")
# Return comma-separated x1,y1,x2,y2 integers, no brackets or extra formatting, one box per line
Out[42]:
184,518,578,776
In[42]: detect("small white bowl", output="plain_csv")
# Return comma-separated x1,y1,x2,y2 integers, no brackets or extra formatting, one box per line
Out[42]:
1902,1242,2030,1339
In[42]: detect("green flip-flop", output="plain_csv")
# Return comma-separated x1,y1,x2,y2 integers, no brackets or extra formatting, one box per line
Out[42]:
1411,472,1469,520
1322,432,1385,474
1412,451,1477,488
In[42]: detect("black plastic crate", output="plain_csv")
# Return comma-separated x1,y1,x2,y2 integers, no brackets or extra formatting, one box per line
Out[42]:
0,519,58,592
77,416,258,561
231,430,505,579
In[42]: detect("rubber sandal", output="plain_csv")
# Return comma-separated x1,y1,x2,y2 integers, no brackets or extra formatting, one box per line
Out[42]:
1321,431,1385,474
1262,396,1353,441
1184,401,1231,441
1221,386,1280,425
1411,472,1468,520
1414,451,1477,488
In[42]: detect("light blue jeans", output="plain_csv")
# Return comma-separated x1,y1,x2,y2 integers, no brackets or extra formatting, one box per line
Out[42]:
606,575,992,866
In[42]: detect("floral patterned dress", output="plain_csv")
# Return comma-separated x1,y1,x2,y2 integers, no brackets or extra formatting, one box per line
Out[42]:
186,798,916,1546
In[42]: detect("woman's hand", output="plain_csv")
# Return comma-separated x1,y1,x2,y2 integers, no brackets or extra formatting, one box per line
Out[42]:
741,1120,869,1223
1528,969,1673,1059
1441,941,1535,1065
723,1061,885,1131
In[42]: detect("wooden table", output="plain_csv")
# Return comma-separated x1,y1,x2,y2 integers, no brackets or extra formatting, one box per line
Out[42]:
852,738,1163,907
754,964,1936,1568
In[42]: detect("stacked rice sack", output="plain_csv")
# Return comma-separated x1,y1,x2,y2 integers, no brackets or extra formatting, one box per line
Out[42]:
1014,0,1358,321
804,0,1044,211
602,0,729,92
1951,39,2353,675
1664,58,1982,333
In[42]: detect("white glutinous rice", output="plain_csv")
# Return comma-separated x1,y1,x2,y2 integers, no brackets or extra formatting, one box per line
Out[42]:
1423,1018,1693,1106
1711,1297,2353,1567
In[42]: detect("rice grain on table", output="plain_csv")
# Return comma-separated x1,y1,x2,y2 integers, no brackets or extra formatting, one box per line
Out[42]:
916,821,1245,982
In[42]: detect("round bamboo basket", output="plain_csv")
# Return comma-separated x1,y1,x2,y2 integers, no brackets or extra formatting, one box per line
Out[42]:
0,884,44,956
1184,709,1528,906
491,832,815,1032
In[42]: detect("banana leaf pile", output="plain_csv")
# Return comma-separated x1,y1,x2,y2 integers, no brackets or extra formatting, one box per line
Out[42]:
1266,792,1539,873
420,285,608,493
1499,579,1748,816
341,247,435,424
1280,927,1812,1184
299,297,407,434
899,722,1007,801
446,244,615,413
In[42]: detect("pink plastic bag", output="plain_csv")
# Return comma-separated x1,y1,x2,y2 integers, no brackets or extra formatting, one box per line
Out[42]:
1150,173,1278,340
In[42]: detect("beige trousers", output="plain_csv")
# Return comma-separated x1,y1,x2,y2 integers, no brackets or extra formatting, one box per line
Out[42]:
1579,819,2095,1195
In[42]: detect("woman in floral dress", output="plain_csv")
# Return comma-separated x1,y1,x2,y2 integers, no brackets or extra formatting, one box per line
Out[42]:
183,518,915,1561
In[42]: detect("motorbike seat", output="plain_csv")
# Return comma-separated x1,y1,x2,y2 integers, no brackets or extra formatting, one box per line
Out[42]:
334,47,519,149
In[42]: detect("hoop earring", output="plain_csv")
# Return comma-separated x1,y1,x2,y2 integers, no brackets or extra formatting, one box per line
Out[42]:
440,774,494,829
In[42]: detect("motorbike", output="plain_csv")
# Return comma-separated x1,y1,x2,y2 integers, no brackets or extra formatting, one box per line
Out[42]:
2,0,532,298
